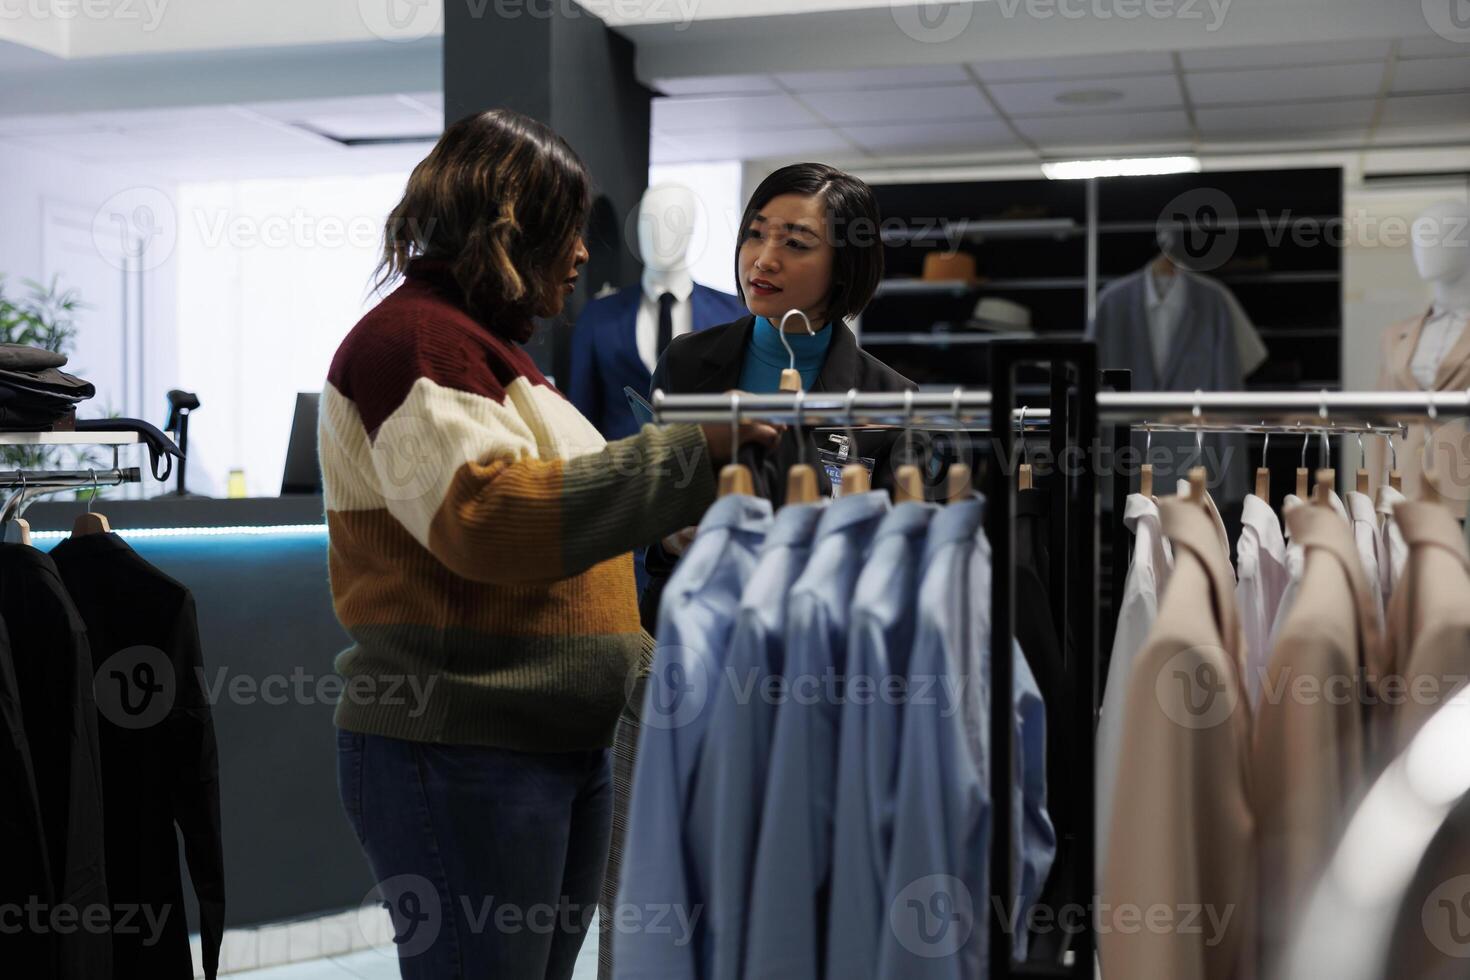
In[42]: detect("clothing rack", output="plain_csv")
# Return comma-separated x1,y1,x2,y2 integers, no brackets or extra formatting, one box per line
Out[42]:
652,362,1470,979
0,430,144,526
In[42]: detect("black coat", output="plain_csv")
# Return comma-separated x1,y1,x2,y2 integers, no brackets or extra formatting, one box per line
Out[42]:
640,315,917,629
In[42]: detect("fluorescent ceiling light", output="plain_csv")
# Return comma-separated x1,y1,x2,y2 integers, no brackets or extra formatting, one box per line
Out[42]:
1041,156,1201,180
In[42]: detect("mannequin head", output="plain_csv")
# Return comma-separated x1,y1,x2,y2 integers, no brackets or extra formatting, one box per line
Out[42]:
636,184,698,275
1412,200,1470,288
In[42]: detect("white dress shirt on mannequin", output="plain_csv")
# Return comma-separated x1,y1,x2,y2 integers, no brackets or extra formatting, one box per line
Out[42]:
1408,306,1470,388
635,272,695,374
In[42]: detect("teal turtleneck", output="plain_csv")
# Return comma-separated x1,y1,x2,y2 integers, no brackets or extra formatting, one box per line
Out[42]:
737,315,834,392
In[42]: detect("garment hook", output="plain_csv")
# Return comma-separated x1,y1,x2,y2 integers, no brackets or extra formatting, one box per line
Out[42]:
1143,422,1152,457
729,391,740,464
1300,424,1310,469
1390,425,1400,472
793,388,806,466
846,387,861,451
777,308,814,374
903,388,916,466
1018,404,1030,466
1192,389,1204,456
87,469,99,512
1261,422,1270,463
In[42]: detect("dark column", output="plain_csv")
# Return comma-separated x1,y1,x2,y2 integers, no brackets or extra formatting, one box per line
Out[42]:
444,2,652,382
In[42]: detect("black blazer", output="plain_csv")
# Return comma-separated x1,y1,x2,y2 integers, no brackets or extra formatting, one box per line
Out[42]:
640,316,917,629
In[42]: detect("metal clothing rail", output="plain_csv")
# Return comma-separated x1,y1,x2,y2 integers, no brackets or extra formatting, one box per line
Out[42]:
650,388,1470,428
1,466,142,524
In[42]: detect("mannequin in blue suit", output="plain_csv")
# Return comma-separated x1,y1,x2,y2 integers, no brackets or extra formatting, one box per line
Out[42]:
567,184,744,441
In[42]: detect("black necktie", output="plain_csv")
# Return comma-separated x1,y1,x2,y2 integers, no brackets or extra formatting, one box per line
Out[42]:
656,292,676,357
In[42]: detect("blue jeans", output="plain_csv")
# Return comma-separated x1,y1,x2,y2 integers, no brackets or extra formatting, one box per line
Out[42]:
337,730,612,979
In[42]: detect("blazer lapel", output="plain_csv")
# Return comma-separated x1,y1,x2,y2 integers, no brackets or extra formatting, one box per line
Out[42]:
691,315,755,393
1433,309,1470,389
1392,308,1432,390
813,321,861,394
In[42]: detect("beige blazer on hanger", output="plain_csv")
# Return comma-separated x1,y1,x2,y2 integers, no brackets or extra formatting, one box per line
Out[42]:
1365,310,1470,501
1252,504,1380,979
1383,501,1470,756
1100,497,1255,980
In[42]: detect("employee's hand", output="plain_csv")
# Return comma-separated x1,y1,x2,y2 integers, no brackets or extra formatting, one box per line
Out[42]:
661,525,699,557
700,420,781,468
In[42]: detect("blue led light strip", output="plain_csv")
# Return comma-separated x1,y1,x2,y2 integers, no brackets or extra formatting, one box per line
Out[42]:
29,524,329,541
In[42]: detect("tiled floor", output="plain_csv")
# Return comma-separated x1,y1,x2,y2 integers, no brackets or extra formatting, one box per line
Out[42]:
224,914,602,978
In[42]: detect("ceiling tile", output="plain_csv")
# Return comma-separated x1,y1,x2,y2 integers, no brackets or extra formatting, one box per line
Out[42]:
295,112,440,141
1186,63,1384,105
974,51,1174,82
775,64,970,91
1391,56,1470,93
650,126,853,164
841,118,1018,154
1398,36,1470,59
1017,108,1191,147
990,74,1181,117
1195,99,1375,139
1179,39,1390,71
801,84,992,125
652,94,818,132
651,74,780,96
1378,92,1470,128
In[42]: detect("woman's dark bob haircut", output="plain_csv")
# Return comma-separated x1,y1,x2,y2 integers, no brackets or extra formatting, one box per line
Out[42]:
735,162,885,323
376,108,591,325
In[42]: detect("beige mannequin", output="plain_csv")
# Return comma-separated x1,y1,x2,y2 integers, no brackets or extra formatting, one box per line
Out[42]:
1367,200,1470,502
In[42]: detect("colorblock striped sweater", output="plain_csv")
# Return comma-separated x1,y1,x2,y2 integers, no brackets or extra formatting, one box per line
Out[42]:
320,261,717,750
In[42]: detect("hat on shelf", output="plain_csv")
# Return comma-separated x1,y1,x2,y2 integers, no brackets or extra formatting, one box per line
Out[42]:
965,296,1034,333
921,251,980,284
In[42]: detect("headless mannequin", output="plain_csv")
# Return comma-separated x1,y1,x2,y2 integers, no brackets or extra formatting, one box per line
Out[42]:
1408,200,1470,386
1369,200,1470,502
635,184,697,373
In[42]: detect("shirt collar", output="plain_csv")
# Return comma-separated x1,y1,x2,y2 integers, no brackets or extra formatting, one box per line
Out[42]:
643,276,693,305
813,489,890,539
763,500,825,549
696,493,773,538
922,495,985,567
872,500,940,544
1240,492,1287,557
1123,492,1160,533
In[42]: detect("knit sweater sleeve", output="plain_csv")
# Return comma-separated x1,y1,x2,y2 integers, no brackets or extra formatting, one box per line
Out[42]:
321,308,716,586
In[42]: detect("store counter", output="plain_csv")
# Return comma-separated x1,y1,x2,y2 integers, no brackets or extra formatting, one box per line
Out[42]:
24,496,374,929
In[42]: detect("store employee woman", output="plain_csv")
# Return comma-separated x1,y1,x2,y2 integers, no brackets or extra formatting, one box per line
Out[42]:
642,163,916,620
320,109,775,980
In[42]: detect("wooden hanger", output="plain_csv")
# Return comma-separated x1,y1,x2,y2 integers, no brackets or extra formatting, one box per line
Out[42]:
1017,404,1033,491
1254,425,1270,499
1312,468,1336,507
1139,424,1154,497
944,388,972,503
718,392,755,498
839,388,871,496
776,308,813,396
893,389,924,503
8,518,32,546
1186,466,1208,504
784,389,819,505
71,471,111,536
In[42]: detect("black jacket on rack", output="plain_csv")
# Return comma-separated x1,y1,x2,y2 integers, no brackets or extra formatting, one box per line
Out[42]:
0,613,57,976
641,315,917,630
49,532,226,980
0,543,111,980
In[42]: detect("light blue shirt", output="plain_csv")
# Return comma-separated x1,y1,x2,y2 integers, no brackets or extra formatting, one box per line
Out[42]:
736,315,833,392
825,501,939,980
743,490,891,979
875,498,1056,979
615,495,772,980
684,501,826,980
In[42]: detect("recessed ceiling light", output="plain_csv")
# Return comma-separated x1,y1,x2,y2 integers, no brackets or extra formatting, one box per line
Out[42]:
1054,88,1125,106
